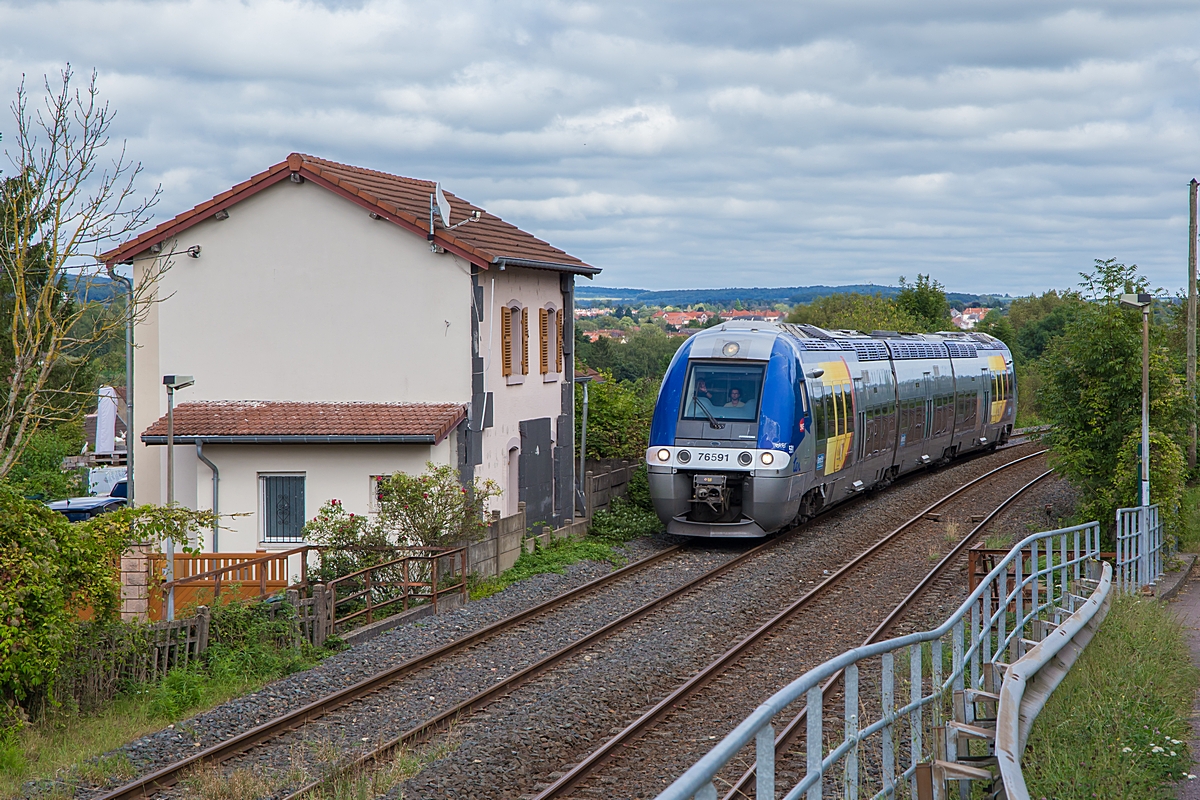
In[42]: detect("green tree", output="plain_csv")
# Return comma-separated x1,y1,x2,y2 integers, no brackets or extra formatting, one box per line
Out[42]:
576,372,657,461
375,462,500,547
787,292,925,333
0,495,214,712
896,274,952,331
1040,260,1186,539
0,67,164,481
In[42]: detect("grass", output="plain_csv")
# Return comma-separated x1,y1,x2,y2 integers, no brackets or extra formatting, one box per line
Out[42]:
0,600,335,797
1021,594,1198,799
470,535,626,601
176,728,460,800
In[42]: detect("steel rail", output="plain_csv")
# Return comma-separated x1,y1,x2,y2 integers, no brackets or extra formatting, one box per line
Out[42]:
532,450,1048,800
98,443,1037,800
96,543,690,800
278,524,812,798
721,467,1054,799
281,448,1043,799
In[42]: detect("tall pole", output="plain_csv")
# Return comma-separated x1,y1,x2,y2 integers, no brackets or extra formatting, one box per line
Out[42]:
165,383,175,620
1189,179,1198,470
1142,302,1151,588
1142,303,1151,508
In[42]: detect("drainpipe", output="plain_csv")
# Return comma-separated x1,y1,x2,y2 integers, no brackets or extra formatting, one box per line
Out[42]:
195,440,219,552
106,268,134,506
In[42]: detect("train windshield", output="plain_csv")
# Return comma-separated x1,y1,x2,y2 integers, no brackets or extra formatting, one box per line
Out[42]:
681,362,765,423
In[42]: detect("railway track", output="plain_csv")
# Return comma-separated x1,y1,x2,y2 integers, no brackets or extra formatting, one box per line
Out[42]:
529,453,1051,800
89,444,1041,800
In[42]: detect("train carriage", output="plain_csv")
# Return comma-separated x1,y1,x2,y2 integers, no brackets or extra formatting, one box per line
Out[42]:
646,321,1015,538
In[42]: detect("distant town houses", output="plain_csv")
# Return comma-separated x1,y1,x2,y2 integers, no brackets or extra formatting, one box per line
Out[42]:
583,329,630,343
951,306,993,330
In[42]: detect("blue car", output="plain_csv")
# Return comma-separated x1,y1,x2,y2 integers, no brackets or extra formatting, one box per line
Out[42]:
48,479,128,522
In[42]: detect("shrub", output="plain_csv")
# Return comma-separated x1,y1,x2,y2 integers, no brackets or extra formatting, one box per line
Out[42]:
302,498,391,583
588,497,663,542
0,491,214,716
375,462,500,547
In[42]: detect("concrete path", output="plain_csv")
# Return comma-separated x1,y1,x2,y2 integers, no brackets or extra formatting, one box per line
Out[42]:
1168,555,1200,798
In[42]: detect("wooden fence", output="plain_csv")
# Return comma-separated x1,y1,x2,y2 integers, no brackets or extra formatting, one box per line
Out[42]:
146,550,297,620
54,610,211,712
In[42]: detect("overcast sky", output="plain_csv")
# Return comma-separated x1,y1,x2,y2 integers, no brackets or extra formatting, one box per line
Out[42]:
2,1,1199,296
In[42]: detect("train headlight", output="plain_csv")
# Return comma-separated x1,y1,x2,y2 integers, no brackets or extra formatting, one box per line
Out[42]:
738,451,753,466
760,452,775,466
677,449,691,464
722,342,741,357
656,448,671,462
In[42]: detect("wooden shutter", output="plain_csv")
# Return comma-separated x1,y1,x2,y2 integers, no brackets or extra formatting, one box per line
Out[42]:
521,307,529,375
555,309,564,373
539,308,550,374
501,307,513,376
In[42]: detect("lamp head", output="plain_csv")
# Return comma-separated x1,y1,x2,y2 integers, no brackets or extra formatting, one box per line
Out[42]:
1118,293,1152,309
163,375,195,390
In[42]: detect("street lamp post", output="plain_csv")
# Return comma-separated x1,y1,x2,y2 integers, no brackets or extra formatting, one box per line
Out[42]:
574,374,592,516
1120,294,1152,587
162,375,194,620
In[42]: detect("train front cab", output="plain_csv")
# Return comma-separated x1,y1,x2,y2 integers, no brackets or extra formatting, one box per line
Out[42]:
646,327,804,537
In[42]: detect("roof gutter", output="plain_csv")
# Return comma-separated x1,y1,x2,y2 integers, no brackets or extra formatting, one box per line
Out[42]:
492,256,601,276
142,434,441,445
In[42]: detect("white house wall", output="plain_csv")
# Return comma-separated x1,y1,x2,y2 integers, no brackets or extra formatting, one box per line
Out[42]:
477,265,568,516
131,175,572,549
186,439,451,552
134,179,472,536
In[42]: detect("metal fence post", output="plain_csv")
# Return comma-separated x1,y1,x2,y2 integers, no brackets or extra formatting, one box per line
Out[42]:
756,724,775,800
807,684,823,800
844,663,859,799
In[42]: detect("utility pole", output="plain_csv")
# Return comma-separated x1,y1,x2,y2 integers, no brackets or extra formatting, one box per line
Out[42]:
1189,179,1198,469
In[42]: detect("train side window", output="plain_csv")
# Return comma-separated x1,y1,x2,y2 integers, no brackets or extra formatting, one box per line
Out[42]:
812,384,826,440
843,385,854,433
825,388,836,438
832,385,843,437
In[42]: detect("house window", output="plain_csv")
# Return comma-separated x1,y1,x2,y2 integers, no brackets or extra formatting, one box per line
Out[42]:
540,306,562,382
502,303,527,385
261,474,306,543
369,475,387,513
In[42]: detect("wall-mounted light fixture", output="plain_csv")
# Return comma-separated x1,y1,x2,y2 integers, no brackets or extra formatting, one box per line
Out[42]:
214,209,229,221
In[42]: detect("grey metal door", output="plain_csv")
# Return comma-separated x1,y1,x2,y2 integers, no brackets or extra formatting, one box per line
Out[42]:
519,418,554,529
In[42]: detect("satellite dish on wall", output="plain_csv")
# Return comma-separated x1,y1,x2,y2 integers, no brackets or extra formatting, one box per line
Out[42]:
435,182,451,229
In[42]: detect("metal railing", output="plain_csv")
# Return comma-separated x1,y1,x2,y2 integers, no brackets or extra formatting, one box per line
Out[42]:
1116,504,1163,593
656,521,1106,800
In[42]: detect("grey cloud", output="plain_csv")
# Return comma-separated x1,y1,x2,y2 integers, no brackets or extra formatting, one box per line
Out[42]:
2,0,1199,294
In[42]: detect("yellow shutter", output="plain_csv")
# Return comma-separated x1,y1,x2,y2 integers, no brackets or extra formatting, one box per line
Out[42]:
555,309,564,374
521,307,529,375
539,308,550,374
501,307,512,377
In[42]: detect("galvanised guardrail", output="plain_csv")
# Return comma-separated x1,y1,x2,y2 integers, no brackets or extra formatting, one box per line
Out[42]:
656,521,1107,800
1116,504,1163,593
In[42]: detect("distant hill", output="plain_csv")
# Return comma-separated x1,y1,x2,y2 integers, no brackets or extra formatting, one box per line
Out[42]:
575,284,1011,308
63,273,121,304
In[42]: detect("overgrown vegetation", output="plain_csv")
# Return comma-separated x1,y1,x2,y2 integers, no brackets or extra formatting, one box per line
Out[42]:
1022,595,1198,799
574,370,658,462
0,487,217,719
786,273,951,333
305,462,500,553
0,596,331,796
1037,260,1189,543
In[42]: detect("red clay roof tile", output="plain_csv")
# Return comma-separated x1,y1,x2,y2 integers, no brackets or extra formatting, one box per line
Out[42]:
102,155,594,273
141,401,465,444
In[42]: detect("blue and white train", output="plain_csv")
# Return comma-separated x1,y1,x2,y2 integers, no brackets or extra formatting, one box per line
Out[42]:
646,321,1016,537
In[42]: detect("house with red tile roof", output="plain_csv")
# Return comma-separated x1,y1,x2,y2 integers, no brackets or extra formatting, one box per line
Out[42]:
103,154,597,552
